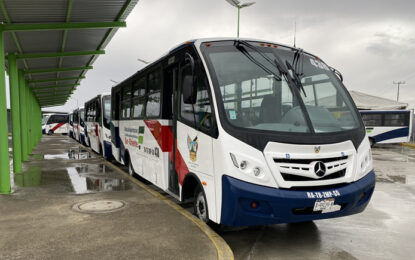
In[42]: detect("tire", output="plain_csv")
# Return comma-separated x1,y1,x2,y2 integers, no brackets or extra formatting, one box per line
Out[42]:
194,186,209,223
48,130,53,135
369,138,375,147
128,159,135,177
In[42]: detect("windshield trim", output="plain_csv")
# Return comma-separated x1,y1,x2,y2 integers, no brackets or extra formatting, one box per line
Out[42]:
199,40,365,150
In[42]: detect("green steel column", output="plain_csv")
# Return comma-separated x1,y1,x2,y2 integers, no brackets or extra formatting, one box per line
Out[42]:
19,70,28,161
28,90,33,152
25,80,30,154
0,29,10,193
8,53,22,173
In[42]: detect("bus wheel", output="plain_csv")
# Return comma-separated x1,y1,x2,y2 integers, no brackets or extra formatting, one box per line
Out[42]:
128,160,135,177
194,186,209,223
48,130,53,135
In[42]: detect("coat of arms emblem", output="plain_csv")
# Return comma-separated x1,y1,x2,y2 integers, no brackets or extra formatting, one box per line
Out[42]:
187,135,198,162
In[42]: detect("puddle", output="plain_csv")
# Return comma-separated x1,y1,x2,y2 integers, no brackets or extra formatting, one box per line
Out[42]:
41,149,91,160
66,167,133,194
13,164,133,194
376,174,407,184
14,166,42,187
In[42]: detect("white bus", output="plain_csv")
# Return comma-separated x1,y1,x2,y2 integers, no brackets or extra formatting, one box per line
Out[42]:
72,107,88,146
110,38,375,226
68,113,74,138
85,93,112,160
360,109,413,146
42,113,68,135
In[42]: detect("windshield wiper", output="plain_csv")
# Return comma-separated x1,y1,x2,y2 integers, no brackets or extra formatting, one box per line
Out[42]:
236,40,286,79
235,43,282,81
238,40,306,97
285,60,307,97
292,48,304,77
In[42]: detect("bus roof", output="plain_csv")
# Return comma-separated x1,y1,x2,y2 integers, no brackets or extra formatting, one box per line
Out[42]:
111,37,319,91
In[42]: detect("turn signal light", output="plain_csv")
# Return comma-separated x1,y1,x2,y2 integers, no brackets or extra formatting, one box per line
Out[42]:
251,202,258,208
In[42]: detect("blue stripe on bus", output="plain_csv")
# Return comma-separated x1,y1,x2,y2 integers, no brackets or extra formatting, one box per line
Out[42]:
360,110,410,114
220,171,375,226
373,127,409,143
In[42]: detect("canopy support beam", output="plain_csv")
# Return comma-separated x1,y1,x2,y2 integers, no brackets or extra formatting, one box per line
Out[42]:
1,22,126,32
0,28,10,193
8,53,22,174
14,50,105,60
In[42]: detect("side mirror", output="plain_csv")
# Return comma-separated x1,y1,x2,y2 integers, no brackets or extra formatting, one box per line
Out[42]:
183,53,197,105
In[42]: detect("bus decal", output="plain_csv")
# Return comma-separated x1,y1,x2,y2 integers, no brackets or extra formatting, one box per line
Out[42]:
52,123,65,131
144,120,190,184
187,135,198,162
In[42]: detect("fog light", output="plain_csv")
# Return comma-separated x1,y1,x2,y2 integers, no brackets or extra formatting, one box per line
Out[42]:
240,160,247,169
253,167,261,176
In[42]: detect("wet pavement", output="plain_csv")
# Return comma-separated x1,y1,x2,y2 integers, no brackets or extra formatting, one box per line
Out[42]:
3,135,415,259
0,135,219,260
218,144,415,260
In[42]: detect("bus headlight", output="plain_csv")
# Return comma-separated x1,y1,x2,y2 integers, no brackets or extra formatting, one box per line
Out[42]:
356,135,374,180
229,153,266,179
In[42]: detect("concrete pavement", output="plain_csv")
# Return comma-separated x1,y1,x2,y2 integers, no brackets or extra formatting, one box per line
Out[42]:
0,135,231,260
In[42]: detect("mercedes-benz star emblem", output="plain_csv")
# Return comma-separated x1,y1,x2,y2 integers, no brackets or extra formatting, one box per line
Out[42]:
314,161,326,177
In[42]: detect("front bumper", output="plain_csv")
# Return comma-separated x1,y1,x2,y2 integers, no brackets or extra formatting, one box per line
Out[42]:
220,170,375,226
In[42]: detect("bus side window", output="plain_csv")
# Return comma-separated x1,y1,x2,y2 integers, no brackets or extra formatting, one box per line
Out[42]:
180,63,213,131
132,76,146,119
121,84,132,119
146,69,161,118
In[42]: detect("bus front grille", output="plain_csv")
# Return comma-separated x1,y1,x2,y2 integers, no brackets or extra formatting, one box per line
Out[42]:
281,169,346,181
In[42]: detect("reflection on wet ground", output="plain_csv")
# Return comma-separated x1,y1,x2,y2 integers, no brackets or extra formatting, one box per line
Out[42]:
36,148,92,160
14,162,134,194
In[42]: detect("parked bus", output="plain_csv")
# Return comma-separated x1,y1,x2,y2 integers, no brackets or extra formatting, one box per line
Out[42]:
68,113,74,138
42,113,69,135
85,93,112,160
72,108,80,142
72,107,88,146
360,109,413,146
110,38,375,226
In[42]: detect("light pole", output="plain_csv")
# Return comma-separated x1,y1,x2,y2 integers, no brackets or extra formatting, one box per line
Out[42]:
393,81,406,102
225,0,255,38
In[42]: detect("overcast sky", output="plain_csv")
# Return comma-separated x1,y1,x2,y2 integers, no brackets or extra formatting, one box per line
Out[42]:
7,0,415,112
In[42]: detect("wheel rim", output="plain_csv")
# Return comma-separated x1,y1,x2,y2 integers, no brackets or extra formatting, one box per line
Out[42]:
196,192,207,222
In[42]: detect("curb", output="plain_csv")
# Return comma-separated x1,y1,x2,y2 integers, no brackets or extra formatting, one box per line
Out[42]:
105,160,234,260
400,143,415,149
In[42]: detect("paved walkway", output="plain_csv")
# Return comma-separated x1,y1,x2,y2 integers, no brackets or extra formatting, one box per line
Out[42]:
0,135,231,260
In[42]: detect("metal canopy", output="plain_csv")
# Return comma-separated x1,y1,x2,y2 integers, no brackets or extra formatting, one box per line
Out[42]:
0,0,139,107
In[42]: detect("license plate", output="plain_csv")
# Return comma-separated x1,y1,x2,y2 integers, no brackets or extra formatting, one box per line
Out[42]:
313,198,336,212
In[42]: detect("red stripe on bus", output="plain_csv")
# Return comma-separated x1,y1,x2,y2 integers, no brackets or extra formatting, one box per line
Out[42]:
144,120,189,185
52,123,64,131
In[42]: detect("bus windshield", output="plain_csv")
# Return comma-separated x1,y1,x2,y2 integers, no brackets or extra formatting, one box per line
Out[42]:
202,41,361,134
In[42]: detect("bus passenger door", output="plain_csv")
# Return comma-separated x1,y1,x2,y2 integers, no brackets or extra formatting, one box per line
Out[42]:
176,55,215,199
166,65,180,196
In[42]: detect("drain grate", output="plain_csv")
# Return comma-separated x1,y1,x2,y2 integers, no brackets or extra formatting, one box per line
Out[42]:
72,200,125,213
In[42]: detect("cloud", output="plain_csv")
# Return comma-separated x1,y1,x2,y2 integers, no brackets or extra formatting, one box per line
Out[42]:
40,0,415,112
